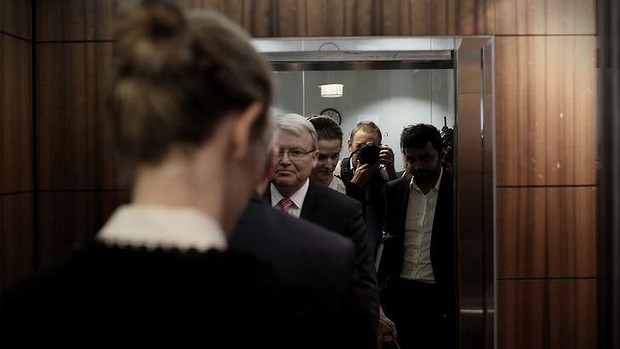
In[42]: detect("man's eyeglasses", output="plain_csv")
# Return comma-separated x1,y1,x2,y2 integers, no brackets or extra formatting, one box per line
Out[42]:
277,148,315,160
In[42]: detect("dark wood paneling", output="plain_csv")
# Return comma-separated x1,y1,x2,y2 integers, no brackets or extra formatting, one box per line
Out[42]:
422,0,494,35
547,187,596,277
496,36,596,186
36,0,114,41
273,0,309,37
271,0,375,37
497,187,547,279
305,0,356,36
1,35,32,194
38,191,129,267
545,36,596,186
498,279,596,349
548,279,596,349
1,0,31,39
495,0,595,35
0,194,33,297
496,36,548,186
202,0,274,37
270,0,494,37
36,42,122,191
498,280,545,349
498,186,597,280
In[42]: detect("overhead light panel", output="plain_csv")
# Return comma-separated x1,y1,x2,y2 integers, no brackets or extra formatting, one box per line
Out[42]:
319,84,344,98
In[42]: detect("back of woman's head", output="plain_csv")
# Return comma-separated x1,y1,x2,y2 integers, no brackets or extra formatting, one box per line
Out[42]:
109,0,272,163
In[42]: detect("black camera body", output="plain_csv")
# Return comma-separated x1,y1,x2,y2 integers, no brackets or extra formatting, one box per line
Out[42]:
358,142,381,165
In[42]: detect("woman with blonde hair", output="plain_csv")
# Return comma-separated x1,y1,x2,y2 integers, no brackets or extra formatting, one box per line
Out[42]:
1,0,278,344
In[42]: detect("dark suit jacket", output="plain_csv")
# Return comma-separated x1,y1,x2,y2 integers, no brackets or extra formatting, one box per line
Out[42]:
377,171,456,316
264,180,380,333
231,194,375,348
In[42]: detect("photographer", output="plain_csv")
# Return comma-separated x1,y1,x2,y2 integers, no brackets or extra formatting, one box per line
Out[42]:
335,121,398,256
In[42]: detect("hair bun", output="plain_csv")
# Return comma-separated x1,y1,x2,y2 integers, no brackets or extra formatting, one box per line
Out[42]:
116,0,192,75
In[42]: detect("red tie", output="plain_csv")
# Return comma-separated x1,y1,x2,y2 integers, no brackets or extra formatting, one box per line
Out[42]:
278,198,294,214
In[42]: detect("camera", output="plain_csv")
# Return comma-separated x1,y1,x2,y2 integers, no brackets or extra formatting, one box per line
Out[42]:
357,142,381,165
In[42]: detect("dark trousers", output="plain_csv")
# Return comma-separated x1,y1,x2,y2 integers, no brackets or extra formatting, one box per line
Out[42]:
382,278,455,349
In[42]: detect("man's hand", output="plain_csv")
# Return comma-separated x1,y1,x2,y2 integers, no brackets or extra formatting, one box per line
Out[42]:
379,146,397,180
351,161,377,187
377,308,398,348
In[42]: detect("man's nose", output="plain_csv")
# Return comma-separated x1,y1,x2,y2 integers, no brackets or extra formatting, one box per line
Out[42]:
279,151,292,164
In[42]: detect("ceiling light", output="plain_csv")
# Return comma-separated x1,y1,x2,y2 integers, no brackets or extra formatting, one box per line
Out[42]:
319,84,344,98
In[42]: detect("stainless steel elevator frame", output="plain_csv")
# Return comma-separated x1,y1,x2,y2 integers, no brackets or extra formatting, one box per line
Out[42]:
254,36,496,349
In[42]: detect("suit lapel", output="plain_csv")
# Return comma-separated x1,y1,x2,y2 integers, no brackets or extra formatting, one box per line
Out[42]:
394,177,410,238
262,186,272,205
300,180,319,221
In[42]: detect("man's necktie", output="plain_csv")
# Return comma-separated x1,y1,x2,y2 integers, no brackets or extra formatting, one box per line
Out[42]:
278,198,294,214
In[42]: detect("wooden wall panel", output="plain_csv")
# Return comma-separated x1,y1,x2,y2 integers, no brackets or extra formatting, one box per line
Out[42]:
1,35,32,193
548,279,596,349
36,0,115,41
273,0,310,37
498,186,597,280
269,0,495,37
498,280,545,349
0,194,33,297
495,0,595,35
305,0,353,36
1,0,31,39
426,0,494,35
547,187,596,278
38,191,129,266
545,36,596,186
496,36,547,186
496,36,596,186
497,187,547,279
272,0,375,37
498,279,596,349
201,0,274,37
36,42,120,191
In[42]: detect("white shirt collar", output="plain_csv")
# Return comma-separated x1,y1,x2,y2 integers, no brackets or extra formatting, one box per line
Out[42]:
270,178,310,210
329,176,347,194
410,167,444,192
98,205,227,251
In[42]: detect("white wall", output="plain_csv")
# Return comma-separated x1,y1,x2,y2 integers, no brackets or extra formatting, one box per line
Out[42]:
273,69,454,171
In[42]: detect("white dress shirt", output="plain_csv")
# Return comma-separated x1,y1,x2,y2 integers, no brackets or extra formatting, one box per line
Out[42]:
400,167,443,283
328,176,347,194
270,178,310,218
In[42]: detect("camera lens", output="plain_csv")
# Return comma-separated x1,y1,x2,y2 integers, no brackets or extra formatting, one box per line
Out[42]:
359,142,380,164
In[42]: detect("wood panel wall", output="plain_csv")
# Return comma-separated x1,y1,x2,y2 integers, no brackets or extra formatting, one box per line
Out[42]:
7,1,595,348
34,0,127,268
0,0,32,297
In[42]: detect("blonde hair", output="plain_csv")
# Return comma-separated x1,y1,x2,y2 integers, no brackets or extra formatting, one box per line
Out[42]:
109,0,272,163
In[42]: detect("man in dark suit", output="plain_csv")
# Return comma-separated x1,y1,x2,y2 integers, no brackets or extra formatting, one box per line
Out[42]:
231,194,375,349
335,121,398,256
264,113,379,338
377,124,456,349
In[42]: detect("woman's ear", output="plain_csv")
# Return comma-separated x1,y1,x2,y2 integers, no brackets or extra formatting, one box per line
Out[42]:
229,102,263,160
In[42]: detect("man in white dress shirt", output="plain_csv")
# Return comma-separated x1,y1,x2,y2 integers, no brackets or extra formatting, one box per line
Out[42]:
377,123,456,349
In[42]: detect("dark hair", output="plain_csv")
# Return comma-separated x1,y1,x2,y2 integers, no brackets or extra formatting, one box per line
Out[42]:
109,0,272,164
308,115,343,142
349,121,382,143
400,124,443,151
